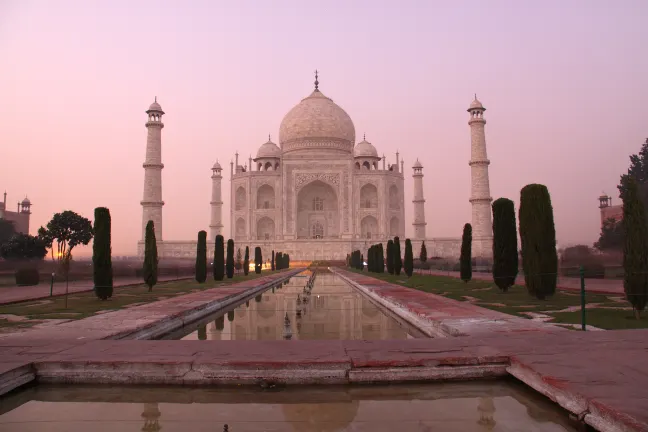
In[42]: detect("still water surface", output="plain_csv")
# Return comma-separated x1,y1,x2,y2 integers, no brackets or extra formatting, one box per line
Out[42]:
0,381,579,431
171,271,419,340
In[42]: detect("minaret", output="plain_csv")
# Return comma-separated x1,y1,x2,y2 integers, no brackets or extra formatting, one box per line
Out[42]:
412,159,427,239
209,161,224,238
141,97,165,241
468,95,493,258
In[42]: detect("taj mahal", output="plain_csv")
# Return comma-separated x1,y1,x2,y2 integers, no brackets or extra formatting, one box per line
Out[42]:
137,73,494,261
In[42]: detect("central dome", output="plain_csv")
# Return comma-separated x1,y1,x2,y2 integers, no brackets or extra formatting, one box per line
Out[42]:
279,89,355,154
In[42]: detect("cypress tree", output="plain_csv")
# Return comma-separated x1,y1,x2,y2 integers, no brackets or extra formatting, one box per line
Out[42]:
460,223,472,283
226,239,235,278
368,246,374,272
271,250,275,271
195,230,207,283
275,251,282,270
254,246,262,274
235,247,242,271
214,235,225,281
404,238,414,277
623,178,648,318
142,220,158,292
519,184,558,299
393,236,402,275
419,241,428,263
346,253,350,267
378,243,384,273
92,207,113,300
386,240,394,274
286,254,290,268
492,198,518,292
243,246,250,275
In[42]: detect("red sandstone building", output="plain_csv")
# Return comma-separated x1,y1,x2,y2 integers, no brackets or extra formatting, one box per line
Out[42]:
599,193,623,227
0,192,32,234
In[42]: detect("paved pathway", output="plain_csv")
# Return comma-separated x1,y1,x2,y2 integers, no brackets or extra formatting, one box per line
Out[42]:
415,269,624,295
0,275,193,306
0,269,301,341
335,268,566,337
0,330,646,431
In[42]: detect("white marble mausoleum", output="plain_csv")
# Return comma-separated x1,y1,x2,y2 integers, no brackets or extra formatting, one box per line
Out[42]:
137,74,495,261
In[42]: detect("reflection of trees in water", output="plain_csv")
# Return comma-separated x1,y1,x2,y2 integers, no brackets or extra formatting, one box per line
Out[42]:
281,401,359,432
227,310,235,322
141,403,161,432
197,325,207,340
215,316,224,331
477,396,496,430
255,294,262,302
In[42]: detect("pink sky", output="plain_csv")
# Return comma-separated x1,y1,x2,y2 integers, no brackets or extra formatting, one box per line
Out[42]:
1,0,647,256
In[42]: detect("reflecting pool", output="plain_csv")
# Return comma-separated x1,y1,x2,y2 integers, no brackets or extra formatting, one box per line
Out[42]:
0,381,580,431
165,271,421,340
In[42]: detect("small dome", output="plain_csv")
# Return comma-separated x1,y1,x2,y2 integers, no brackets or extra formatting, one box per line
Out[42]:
255,138,281,159
468,96,485,111
354,138,378,158
147,98,164,113
212,161,222,170
413,159,423,169
279,89,355,153
21,197,31,205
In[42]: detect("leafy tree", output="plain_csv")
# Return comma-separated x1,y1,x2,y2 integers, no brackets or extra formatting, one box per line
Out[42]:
519,184,558,300
618,138,648,212
142,220,158,292
0,219,16,246
492,198,518,292
594,218,624,251
386,240,394,274
226,239,235,278
271,250,275,271
195,230,207,283
419,241,428,263
404,238,414,277
254,246,262,274
0,233,47,261
92,207,113,300
235,247,242,270
38,210,93,305
214,235,224,281
393,237,402,275
460,223,472,283
622,178,648,318
244,246,250,275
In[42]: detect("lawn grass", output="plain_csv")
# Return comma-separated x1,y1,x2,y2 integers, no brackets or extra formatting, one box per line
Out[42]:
347,269,648,329
0,271,274,325
551,309,648,330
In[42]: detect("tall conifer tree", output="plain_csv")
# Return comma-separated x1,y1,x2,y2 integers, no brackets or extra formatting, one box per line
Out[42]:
623,178,648,318
93,207,113,299
460,223,472,283
142,220,158,291
195,230,207,283
492,198,518,292
214,235,225,281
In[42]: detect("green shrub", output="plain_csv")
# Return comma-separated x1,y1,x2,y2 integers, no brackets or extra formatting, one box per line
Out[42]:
15,268,40,286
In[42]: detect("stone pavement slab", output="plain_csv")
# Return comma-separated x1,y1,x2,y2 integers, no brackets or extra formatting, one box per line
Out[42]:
415,269,624,295
1,330,647,431
0,275,192,305
334,268,566,337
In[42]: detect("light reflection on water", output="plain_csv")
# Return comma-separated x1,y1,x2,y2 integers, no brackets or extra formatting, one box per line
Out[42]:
0,382,579,431
179,271,417,341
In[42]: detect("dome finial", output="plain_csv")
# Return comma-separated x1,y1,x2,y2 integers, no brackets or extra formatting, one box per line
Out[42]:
363,133,366,141
268,133,271,142
155,96,157,103
474,93,477,100
314,69,319,91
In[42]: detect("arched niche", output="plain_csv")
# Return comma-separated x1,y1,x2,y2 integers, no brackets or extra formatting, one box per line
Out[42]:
389,216,400,237
235,218,246,239
389,185,400,210
361,215,378,240
296,180,339,239
256,184,275,209
256,216,275,240
235,186,246,211
360,183,378,209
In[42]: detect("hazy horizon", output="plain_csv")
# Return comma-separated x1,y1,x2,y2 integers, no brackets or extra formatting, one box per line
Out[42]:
1,0,647,256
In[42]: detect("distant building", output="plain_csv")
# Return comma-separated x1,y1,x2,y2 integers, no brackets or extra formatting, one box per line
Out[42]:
0,192,32,234
598,193,623,227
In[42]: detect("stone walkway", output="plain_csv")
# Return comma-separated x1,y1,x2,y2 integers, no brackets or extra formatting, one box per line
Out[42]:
415,269,624,295
335,268,566,337
0,275,193,305
0,269,301,341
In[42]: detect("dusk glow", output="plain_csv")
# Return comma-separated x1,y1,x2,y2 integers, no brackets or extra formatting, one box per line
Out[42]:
1,0,647,255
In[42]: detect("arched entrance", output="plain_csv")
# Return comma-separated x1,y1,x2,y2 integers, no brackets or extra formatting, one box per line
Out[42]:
296,180,339,239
